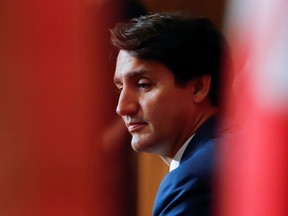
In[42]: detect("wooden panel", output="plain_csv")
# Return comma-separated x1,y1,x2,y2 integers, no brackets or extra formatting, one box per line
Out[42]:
137,154,168,216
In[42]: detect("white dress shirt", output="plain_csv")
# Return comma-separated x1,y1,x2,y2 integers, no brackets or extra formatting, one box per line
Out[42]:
169,134,195,172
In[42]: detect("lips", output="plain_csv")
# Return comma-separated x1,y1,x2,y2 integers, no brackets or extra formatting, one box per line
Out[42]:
126,121,147,133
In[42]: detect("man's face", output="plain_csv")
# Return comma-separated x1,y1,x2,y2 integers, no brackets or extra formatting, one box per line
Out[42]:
114,50,196,158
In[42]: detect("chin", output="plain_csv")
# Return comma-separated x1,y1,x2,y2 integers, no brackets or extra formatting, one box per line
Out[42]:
131,135,152,153
131,141,146,152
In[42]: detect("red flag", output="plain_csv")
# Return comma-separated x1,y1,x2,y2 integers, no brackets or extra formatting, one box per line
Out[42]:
218,0,288,215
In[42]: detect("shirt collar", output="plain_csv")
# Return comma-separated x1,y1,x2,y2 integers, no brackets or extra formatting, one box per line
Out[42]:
169,134,195,172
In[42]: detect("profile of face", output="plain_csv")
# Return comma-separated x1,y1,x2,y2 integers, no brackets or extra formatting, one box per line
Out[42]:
114,50,205,158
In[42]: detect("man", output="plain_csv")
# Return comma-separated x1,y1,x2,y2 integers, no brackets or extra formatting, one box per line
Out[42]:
110,11,229,215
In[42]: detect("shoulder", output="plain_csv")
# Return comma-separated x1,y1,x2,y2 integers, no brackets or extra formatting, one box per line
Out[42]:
165,137,218,188
153,139,218,216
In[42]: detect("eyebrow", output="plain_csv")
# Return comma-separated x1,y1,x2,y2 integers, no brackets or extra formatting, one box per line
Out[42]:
113,69,148,85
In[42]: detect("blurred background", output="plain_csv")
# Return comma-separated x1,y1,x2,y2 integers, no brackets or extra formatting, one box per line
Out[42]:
1,0,287,216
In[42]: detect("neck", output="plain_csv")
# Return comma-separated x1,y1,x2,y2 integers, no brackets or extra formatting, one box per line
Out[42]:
160,156,172,166
161,107,219,166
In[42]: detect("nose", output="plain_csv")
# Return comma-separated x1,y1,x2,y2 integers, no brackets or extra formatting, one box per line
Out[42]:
116,88,138,116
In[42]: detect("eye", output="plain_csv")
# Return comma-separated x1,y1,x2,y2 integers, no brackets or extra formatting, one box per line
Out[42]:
137,79,152,91
138,83,149,89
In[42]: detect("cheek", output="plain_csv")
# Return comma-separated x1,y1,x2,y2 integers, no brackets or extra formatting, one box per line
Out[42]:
140,88,189,124
155,94,190,127
142,93,179,125
140,92,168,118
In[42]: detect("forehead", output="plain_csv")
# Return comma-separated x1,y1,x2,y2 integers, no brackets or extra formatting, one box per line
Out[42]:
115,51,145,78
116,50,136,67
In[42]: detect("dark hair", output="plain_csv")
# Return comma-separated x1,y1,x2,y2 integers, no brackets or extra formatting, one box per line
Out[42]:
110,11,228,106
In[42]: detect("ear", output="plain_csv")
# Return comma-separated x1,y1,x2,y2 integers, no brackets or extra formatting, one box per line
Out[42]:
192,75,211,103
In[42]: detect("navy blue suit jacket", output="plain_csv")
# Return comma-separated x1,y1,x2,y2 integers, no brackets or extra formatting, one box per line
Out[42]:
153,116,221,216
